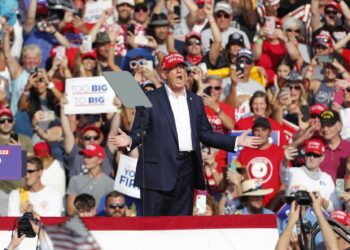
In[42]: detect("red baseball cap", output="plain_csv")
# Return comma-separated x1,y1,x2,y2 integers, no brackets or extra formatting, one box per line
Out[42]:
161,52,186,71
195,0,205,4
325,1,341,12
313,34,333,48
330,210,350,225
79,144,105,159
304,139,325,155
310,103,328,116
81,50,97,60
34,142,51,158
185,31,201,41
0,108,13,118
80,125,102,137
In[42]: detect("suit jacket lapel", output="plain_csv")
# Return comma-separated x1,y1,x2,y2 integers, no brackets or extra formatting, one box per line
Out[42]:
158,86,179,144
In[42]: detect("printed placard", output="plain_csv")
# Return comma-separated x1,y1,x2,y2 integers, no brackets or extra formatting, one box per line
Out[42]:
0,145,23,180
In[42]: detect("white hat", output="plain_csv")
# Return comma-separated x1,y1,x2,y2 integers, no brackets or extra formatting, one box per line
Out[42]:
241,179,273,196
214,1,233,15
117,0,135,7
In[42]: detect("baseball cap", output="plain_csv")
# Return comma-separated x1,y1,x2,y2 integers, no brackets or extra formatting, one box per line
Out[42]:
161,52,186,71
330,210,350,226
0,108,13,118
95,32,110,44
325,1,341,12
37,2,49,15
313,34,333,48
310,103,328,116
34,142,51,158
320,110,340,126
81,50,98,60
252,117,271,130
79,144,105,159
116,0,135,7
195,0,205,4
236,48,253,61
227,33,244,47
304,139,325,156
214,1,233,15
185,31,201,42
80,125,102,137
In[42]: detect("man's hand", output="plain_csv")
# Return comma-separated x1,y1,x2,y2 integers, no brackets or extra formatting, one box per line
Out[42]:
108,128,131,147
284,146,298,161
288,200,301,225
310,191,323,213
7,231,26,250
236,131,263,148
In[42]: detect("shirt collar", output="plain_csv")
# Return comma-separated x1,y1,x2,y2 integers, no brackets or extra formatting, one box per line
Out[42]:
164,83,187,99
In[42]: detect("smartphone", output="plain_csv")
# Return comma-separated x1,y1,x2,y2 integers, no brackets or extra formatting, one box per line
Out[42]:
41,110,55,122
265,16,276,35
82,35,92,53
143,60,153,71
195,191,207,215
134,35,149,46
300,105,310,122
10,133,18,141
75,9,83,18
30,67,39,76
203,86,211,96
198,63,208,76
317,55,333,64
174,5,181,18
55,46,66,60
229,159,241,172
336,178,344,196
128,24,135,34
236,61,245,75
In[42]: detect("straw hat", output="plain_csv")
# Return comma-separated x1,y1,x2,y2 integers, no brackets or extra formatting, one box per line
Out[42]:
241,179,273,196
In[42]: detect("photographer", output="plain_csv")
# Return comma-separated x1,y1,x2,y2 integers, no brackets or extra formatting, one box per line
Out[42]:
281,139,340,212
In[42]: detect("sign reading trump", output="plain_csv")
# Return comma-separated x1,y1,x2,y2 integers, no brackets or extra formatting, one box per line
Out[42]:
114,154,140,199
65,76,116,114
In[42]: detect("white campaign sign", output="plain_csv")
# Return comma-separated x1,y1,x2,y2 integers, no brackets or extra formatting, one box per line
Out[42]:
114,154,140,198
84,0,113,24
64,76,116,114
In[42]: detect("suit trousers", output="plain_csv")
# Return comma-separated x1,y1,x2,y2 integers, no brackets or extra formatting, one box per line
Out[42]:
141,152,195,216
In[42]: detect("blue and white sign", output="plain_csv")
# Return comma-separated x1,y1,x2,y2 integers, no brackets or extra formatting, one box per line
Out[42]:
0,145,23,180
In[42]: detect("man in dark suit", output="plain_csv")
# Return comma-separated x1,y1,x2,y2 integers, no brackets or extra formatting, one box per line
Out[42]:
109,52,262,216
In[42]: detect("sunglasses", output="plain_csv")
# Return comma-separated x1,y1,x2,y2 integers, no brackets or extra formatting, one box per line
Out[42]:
286,28,300,33
108,203,126,209
129,59,146,69
135,5,148,12
27,169,39,174
238,58,252,65
325,10,338,15
310,114,321,119
345,87,350,92
288,85,301,90
206,86,222,91
198,4,204,8
345,188,350,192
306,153,322,158
186,40,201,46
0,118,14,124
83,135,100,141
215,13,230,19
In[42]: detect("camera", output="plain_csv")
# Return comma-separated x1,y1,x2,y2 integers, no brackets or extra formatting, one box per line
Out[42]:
17,212,37,238
295,190,312,206
30,67,39,75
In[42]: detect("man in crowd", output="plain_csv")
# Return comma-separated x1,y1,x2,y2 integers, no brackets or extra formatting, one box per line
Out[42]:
109,52,262,216
74,193,97,217
8,156,63,216
105,191,128,217
66,144,114,215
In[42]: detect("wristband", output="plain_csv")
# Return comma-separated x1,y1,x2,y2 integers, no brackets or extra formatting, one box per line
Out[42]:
256,38,263,45
47,82,55,89
116,107,122,114
215,108,222,115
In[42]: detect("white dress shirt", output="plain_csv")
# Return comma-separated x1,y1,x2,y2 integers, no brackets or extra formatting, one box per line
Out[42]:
164,84,193,151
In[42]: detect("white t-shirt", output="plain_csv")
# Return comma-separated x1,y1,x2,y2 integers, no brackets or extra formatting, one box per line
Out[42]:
8,186,63,217
41,159,66,197
340,107,350,140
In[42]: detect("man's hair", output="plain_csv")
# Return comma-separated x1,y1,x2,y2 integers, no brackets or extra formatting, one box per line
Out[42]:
74,193,96,212
27,156,44,171
105,191,125,206
22,44,42,59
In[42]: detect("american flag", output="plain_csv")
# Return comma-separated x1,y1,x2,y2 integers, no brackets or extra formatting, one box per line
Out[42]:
44,215,101,250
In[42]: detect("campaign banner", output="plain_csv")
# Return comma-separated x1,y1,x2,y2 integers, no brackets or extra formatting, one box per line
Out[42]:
114,154,140,199
84,0,113,24
64,76,116,114
227,130,280,164
0,145,23,180
282,119,299,143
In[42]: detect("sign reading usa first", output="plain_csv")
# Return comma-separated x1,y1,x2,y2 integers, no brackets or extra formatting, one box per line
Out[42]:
0,145,22,180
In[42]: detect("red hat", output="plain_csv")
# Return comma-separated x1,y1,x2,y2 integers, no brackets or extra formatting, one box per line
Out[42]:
330,210,350,226
195,0,205,4
79,144,105,159
161,52,186,71
304,139,325,156
310,103,328,116
37,2,48,15
0,108,13,118
81,50,97,60
325,1,341,12
34,142,51,158
313,34,333,48
80,125,102,137
185,31,201,41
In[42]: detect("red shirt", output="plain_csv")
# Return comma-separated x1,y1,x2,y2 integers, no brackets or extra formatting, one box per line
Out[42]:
237,144,284,206
205,102,235,134
235,116,288,146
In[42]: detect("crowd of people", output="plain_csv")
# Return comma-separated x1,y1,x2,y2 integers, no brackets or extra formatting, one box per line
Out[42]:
1,0,350,248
